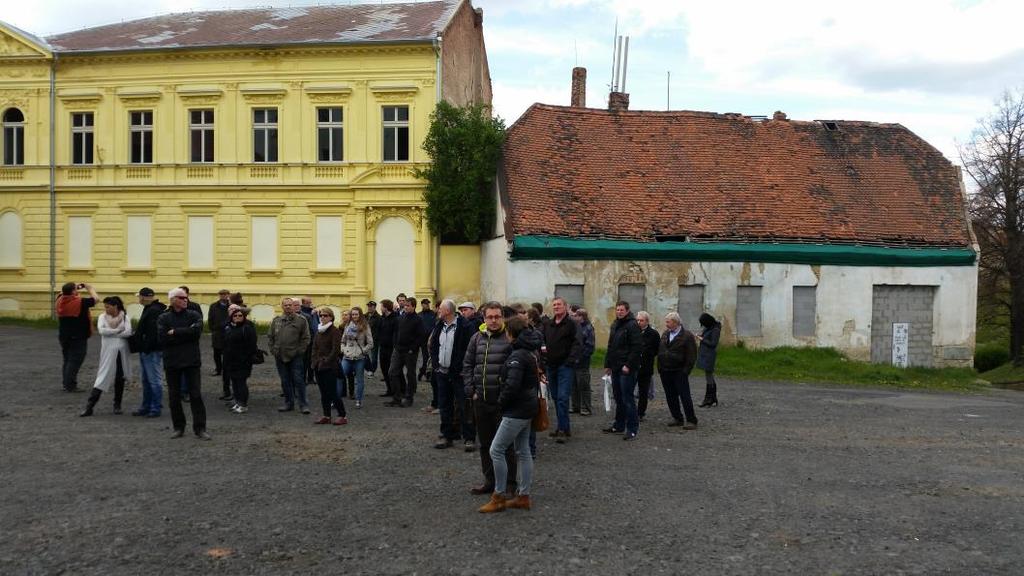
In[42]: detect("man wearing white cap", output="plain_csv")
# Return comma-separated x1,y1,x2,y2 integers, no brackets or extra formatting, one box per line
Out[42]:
158,287,209,440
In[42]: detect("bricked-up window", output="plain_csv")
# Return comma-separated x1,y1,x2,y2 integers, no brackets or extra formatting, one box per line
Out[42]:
554,284,584,308
618,284,646,311
792,286,817,338
2,108,24,166
71,112,94,165
317,107,343,162
677,284,705,331
252,108,278,163
736,286,763,337
189,109,214,163
129,111,153,164
382,105,409,162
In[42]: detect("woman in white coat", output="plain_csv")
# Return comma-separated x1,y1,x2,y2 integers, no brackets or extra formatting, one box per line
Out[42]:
80,296,133,417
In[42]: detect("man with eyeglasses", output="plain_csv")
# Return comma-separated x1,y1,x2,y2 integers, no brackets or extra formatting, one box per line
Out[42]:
462,301,517,495
268,297,312,414
158,287,209,440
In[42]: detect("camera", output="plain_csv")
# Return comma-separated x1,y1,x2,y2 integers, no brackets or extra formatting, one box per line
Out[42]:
76,283,85,289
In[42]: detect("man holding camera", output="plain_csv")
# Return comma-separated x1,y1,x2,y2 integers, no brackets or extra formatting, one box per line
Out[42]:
55,281,99,392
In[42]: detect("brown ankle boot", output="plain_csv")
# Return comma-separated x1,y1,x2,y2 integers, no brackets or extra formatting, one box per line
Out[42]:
506,494,531,510
478,492,507,513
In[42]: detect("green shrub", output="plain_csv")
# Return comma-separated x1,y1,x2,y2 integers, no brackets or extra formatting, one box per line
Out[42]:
974,343,1010,372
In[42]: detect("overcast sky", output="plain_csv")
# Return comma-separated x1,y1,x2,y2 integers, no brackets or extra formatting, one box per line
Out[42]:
8,0,1024,165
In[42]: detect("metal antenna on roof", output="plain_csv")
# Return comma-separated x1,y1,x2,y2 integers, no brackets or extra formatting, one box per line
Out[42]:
609,18,618,92
667,70,671,110
621,36,629,92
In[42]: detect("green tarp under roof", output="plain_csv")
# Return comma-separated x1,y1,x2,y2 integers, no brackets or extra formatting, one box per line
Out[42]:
510,235,976,267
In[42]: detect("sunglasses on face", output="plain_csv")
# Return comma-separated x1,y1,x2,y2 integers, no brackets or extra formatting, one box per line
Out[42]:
319,313,332,318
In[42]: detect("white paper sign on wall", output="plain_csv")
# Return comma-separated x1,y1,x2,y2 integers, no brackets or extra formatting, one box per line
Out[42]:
892,322,910,368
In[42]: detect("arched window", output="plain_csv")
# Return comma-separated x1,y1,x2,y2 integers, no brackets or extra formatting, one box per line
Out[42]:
2,108,24,166
0,211,22,267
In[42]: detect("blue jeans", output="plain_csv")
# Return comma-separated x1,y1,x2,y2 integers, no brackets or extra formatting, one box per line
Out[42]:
546,364,574,433
138,351,163,414
490,416,533,495
276,357,307,408
436,370,474,441
341,357,366,402
612,369,639,435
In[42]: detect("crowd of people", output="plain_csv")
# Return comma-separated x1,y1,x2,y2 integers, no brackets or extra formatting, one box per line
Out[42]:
55,282,723,513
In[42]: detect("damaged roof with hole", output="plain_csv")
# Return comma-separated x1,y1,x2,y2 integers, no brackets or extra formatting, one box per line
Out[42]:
46,1,460,53
501,104,973,248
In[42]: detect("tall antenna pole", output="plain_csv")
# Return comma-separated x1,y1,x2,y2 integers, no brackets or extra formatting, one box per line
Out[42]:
610,19,618,91
621,36,630,92
614,36,623,91
667,71,671,109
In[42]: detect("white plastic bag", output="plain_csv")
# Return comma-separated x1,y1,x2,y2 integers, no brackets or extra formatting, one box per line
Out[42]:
602,374,613,412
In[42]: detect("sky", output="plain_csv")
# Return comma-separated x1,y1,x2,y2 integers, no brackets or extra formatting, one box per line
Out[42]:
7,0,1024,165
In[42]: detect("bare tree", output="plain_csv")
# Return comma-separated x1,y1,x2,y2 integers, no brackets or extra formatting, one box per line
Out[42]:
960,89,1024,366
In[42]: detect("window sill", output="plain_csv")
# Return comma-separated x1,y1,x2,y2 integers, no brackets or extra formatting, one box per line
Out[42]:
310,269,348,277
0,266,25,275
245,268,282,277
183,268,219,276
121,267,155,274
63,267,95,274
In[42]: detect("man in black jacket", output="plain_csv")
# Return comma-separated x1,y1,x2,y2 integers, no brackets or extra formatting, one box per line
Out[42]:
377,300,397,396
158,287,209,440
540,297,581,443
387,298,426,407
657,312,698,429
208,289,231,399
603,300,643,440
133,287,166,417
365,301,382,373
430,300,475,450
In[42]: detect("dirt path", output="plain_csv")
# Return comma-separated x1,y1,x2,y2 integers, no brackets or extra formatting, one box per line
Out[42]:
2,325,1022,575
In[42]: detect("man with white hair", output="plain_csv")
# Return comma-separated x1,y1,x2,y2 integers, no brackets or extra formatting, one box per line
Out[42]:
158,287,209,440
657,311,698,429
268,297,312,413
429,300,476,450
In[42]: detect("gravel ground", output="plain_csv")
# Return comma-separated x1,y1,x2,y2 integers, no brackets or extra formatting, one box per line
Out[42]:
2,325,1023,576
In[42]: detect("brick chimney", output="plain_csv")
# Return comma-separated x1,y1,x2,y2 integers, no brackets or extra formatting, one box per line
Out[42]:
608,91,630,112
571,67,586,108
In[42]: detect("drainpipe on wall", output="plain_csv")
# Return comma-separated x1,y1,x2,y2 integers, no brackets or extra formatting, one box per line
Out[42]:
432,35,443,298
48,54,57,318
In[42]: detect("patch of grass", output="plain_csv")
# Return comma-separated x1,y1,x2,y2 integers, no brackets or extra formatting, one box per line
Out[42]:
592,345,986,393
979,361,1024,386
0,316,57,330
703,346,984,392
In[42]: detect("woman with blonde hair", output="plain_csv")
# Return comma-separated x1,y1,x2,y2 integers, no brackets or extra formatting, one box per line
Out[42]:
80,296,132,417
311,307,346,425
341,306,374,408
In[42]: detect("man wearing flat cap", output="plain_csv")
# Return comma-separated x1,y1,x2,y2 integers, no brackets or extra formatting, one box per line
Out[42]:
208,289,232,400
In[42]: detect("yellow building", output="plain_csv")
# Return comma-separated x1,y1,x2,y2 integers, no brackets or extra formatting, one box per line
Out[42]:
0,0,490,321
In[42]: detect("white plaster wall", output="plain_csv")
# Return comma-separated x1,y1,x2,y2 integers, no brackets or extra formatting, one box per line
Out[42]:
502,258,977,366
68,216,92,268
0,297,19,312
479,236,509,304
126,215,152,268
315,216,343,269
373,217,415,301
0,212,22,267
251,216,278,269
188,216,214,269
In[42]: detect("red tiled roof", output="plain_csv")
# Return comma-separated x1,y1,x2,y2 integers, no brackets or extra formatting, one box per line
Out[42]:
501,104,973,248
47,1,459,53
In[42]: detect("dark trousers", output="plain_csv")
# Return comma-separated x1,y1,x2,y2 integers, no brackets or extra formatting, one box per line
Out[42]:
166,365,206,433
213,347,224,373
611,369,639,435
229,374,249,407
389,348,418,402
437,371,474,441
315,368,345,417
305,344,315,384
637,372,653,419
703,371,718,403
660,369,697,424
474,400,516,489
60,337,88,391
112,352,126,407
379,346,394,394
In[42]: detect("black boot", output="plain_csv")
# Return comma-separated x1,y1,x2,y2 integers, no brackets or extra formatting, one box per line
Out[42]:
80,388,102,417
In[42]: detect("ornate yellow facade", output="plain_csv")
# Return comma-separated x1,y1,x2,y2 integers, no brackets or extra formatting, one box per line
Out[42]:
0,1,491,320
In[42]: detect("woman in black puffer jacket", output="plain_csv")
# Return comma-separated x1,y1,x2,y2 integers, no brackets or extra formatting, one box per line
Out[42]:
478,316,540,514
